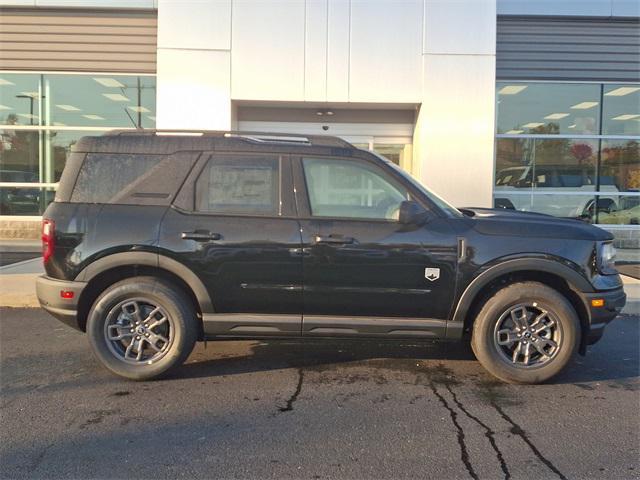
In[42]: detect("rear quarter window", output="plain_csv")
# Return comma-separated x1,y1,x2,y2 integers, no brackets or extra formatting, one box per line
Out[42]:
70,153,197,205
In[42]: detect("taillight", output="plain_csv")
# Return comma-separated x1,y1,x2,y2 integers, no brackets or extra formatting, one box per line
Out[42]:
42,219,55,264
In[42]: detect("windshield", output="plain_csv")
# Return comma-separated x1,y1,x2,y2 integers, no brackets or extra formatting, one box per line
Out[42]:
372,153,464,218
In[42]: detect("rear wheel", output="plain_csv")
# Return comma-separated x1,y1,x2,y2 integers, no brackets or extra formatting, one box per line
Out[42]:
471,281,580,384
86,276,198,380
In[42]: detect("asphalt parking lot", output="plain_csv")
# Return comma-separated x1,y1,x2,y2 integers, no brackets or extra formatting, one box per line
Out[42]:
0,308,638,480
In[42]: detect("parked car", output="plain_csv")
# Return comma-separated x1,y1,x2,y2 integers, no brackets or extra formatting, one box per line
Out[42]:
36,131,626,384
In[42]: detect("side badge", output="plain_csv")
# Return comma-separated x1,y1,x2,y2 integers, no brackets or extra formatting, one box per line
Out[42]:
425,268,440,282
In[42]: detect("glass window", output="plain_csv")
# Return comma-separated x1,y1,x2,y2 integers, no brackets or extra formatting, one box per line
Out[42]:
0,186,54,216
46,75,156,129
495,138,597,191
0,129,40,182
303,157,408,220
196,156,279,216
0,73,156,215
497,82,600,135
601,139,640,192
597,195,640,225
602,84,640,136
71,153,163,204
0,74,42,126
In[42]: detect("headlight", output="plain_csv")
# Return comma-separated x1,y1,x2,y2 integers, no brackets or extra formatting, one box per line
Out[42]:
598,242,617,274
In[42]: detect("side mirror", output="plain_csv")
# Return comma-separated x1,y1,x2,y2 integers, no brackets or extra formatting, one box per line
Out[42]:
398,200,429,225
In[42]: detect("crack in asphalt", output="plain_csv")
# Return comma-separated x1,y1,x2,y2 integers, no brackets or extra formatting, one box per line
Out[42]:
444,383,511,480
278,368,304,413
424,377,479,480
490,400,567,480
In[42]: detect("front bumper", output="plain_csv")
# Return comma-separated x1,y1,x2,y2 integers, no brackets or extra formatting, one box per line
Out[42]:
583,286,626,345
36,275,86,331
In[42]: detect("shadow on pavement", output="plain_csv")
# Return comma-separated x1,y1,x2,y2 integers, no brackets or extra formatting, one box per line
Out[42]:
170,315,639,387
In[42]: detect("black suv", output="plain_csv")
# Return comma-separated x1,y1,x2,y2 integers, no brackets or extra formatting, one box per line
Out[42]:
36,131,626,384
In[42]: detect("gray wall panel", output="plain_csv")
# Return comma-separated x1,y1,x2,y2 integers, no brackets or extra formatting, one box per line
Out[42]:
497,16,640,81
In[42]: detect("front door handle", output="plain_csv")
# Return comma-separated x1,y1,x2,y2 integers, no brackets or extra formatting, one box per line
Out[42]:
313,234,355,245
181,230,222,241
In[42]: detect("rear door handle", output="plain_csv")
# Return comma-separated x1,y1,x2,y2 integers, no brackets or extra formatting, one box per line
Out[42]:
313,235,355,245
181,230,222,241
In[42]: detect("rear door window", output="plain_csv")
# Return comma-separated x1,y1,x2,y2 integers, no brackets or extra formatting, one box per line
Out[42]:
195,155,280,216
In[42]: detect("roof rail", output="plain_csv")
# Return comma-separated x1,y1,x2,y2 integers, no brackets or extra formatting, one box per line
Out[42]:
104,129,354,149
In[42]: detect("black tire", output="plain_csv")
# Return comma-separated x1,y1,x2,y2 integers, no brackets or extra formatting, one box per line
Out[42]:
86,276,198,380
471,281,580,384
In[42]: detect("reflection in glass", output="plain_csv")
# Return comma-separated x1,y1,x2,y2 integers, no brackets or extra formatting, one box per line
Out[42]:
373,144,407,166
495,138,601,219
597,195,640,225
0,74,42,126
601,140,640,192
497,82,600,135
0,130,40,182
47,75,156,128
0,186,55,215
0,73,156,129
0,73,156,215
602,84,640,136
495,138,597,189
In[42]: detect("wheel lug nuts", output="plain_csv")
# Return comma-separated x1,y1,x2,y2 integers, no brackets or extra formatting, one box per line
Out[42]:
135,336,140,340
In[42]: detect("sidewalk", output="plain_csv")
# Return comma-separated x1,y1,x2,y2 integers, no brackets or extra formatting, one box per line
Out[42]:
1,257,638,314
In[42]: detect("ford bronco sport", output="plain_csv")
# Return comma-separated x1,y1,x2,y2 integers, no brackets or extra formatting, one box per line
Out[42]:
36,131,626,384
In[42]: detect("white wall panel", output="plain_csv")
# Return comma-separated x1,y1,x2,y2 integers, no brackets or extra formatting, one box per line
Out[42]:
349,0,422,103
158,0,230,50
326,0,350,102
231,0,305,101
157,49,231,129
305,0,328,101
414,55,496,208
424,0,496,55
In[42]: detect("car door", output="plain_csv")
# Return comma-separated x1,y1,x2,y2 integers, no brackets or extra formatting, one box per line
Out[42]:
160,152,303,337
294,155,458,338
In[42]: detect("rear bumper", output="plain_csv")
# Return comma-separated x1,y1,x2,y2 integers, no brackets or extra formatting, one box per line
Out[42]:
583,287,626,345
36,275,86,331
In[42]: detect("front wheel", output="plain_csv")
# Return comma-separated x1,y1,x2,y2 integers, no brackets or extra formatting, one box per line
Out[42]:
86,276,198,380
471,282,580,384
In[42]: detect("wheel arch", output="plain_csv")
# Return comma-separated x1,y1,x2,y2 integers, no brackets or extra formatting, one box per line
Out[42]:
75,252,213,333
450,259,591,353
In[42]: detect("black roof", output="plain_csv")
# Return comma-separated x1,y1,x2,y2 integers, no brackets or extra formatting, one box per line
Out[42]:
73,130,357,156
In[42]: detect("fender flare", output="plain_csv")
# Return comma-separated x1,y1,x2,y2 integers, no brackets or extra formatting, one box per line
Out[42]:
449,257,593,334
75,251,214,313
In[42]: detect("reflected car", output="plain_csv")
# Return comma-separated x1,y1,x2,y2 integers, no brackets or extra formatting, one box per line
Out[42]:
494,165,619,220
0,170,40,215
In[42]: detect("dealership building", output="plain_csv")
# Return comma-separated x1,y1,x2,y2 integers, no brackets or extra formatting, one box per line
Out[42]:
0,0,638,255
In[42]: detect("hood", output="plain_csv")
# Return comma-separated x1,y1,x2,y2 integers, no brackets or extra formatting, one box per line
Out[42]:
460,207,613,242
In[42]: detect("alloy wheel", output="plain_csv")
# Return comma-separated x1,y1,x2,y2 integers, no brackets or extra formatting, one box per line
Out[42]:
493,303,562,368
104,299,174,365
